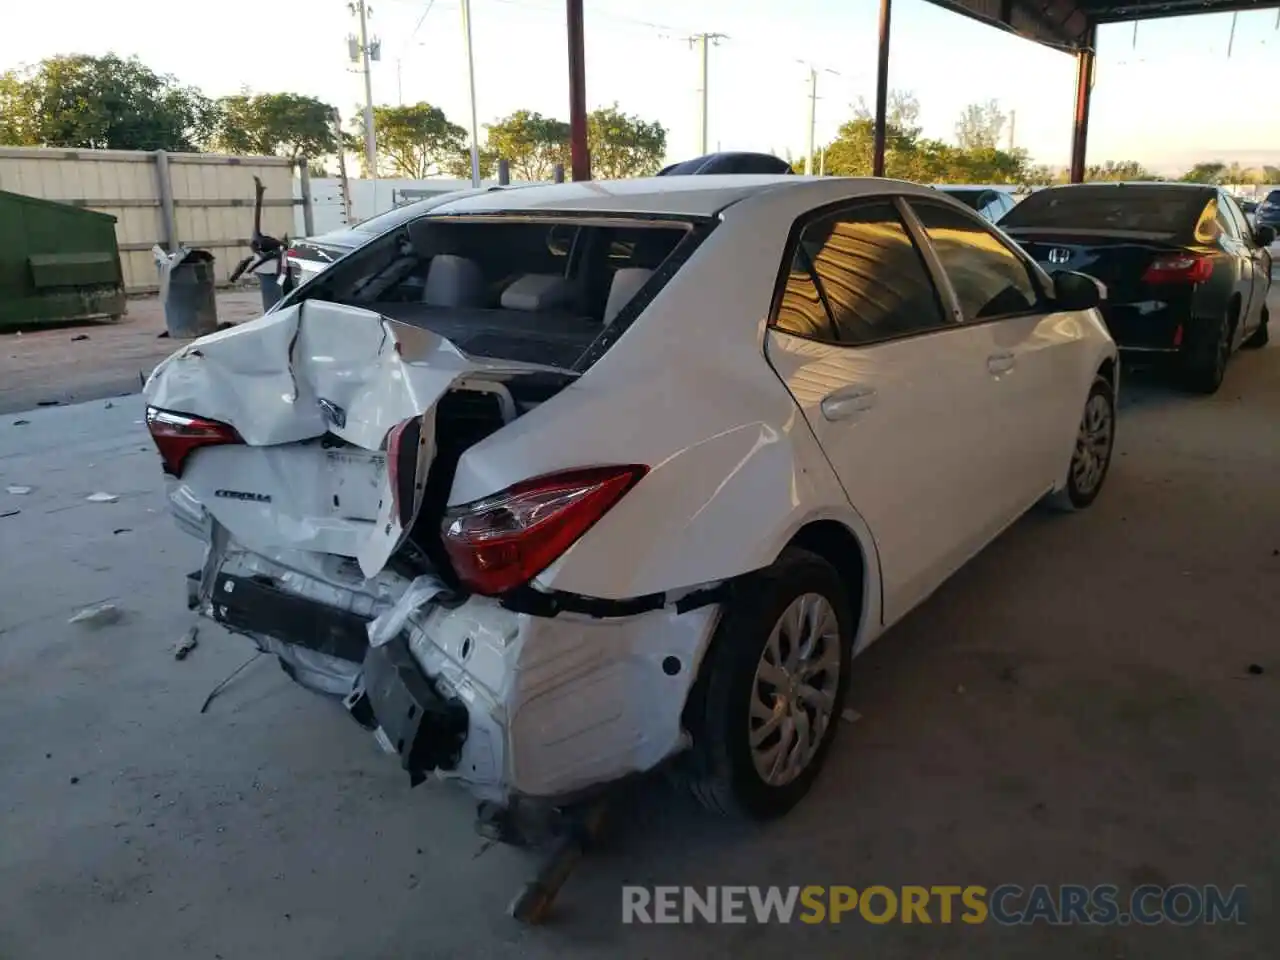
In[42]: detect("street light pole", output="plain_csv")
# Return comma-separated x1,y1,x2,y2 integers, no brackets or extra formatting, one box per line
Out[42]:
460,0,481,186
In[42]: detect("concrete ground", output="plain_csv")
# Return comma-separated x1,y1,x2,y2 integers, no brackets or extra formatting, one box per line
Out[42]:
1,311,1278,958
0,290,262,415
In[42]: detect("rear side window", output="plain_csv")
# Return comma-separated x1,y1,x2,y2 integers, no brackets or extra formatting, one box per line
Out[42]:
1265,190,1280,204
774,202,949,345
910,201,1039,320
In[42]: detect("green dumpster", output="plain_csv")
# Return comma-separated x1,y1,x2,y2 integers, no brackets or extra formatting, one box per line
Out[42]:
0,189,127,329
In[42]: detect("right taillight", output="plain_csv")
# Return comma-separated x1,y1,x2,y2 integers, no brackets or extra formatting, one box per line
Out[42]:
1142,254,1213,284
441,465,648,596
145,406,243,477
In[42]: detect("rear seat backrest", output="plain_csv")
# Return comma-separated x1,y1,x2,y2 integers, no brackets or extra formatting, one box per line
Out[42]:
423,254,485,307
603,268,653,326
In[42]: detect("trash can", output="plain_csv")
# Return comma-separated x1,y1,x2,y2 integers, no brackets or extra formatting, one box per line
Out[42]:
154,247,218,338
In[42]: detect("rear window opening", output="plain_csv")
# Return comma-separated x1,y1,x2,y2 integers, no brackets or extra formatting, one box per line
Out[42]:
1000,186,1212,238
296,215,705,371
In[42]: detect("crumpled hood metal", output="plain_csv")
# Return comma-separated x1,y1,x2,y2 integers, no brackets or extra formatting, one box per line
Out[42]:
143,299,567,451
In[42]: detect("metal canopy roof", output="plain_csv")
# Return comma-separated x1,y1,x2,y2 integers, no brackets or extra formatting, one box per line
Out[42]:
931,0,1278,51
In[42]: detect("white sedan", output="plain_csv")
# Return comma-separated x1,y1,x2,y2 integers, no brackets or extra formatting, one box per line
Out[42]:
144,175,1117,822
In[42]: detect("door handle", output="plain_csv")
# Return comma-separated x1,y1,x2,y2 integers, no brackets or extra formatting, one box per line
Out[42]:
821,386,877,421
987,351,1016,375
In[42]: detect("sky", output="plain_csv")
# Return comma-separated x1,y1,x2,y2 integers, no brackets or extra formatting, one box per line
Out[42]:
2,0,1278,174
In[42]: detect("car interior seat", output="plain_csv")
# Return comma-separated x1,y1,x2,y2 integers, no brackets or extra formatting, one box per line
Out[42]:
422,254,485,307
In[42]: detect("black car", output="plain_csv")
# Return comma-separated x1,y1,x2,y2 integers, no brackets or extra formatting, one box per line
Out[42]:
1255,188,1280,231
999,182,1274,393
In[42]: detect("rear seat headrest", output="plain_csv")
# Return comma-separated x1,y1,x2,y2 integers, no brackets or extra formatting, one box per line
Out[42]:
423,254,485,308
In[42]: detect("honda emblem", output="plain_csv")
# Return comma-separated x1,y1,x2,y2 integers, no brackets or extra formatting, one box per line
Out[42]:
1047,248,1071,265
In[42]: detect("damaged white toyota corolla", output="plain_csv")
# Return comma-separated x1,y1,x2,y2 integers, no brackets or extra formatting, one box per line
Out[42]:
144,176,1118,822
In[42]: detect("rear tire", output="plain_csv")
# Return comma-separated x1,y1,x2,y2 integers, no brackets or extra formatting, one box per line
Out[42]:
1044,374,1116,513
1242,304,1269,349
1180,310,1232,394
682,548,853,821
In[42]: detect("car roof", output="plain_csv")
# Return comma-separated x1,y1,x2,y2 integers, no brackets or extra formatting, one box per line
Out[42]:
425,175,823,218
933,184,1015,192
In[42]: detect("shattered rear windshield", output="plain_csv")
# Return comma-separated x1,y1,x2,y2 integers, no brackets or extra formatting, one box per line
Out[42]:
299,215,703,370
1000,186,1211,236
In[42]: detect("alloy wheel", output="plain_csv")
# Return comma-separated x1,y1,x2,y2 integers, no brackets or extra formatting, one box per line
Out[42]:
1071,392,1113,497
748,593,842,787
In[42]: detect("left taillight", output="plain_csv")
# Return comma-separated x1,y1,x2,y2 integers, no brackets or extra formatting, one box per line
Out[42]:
440,465,648,596
145,406,243,477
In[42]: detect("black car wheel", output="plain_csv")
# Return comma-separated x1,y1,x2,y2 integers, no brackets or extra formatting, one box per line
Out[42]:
682,548,853,821
1243,304,1270,349
1181,310,1232,394
1044,373,1116,512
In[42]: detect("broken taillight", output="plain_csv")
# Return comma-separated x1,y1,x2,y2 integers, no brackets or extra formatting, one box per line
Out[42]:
145,406,243,477
440,465,648,596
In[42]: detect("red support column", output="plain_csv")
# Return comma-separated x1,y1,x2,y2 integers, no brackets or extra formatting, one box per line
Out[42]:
872,0,893,177
566,0,591,181
1069,27,1097,184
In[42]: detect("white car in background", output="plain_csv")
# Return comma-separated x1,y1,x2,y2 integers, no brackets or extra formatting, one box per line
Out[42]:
144,175,1118,822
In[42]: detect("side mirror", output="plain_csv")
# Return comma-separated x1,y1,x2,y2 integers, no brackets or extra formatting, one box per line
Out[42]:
1053,270,1105,311
1255,225,1276,246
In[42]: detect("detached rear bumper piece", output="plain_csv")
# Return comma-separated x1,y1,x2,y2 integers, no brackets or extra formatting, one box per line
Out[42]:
358,637,469,785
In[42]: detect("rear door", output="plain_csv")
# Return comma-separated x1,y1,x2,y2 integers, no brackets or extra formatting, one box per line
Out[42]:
905,198,1084,518
1220,192,1266,338
764,199,1013,625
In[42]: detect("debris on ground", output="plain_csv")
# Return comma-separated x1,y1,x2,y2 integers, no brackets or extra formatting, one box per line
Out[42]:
36,400,61,407
112,528,131,535
156,330,170,339
12,419,29,426
841,707,862,724
200,652,265,714
6,485,32,495
173,626,199,661
69,602,123,627
0,509,19,519
1247,664,1264,676
104,401,114,409
86,492,119,503
71,334,90,342
69,776,80,785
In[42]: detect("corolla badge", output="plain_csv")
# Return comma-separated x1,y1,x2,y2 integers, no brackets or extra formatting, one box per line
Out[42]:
317,398,347,428
1047,248,1072,265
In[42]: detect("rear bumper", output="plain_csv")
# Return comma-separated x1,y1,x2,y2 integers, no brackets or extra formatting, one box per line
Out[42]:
189,525,722,804
1100,298,1195,352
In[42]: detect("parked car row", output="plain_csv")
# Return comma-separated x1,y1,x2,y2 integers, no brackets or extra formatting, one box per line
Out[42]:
142,159,1270,915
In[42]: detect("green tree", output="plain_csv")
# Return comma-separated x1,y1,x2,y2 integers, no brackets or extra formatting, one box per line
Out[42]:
212,92,337,162
852,90,922,137
0,54,215,151
587,103,666,178
443,147,498,180
1181,161,1227,184
484,110,569,181
954,100,1007,151
0,71,34,145
356,102,467,178
1086,160,1157,182
1262,166,1280,183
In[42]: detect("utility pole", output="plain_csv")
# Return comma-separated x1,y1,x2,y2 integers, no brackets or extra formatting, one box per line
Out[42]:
800,62,839,176
1227,10,1238,58
688,33,727,156
461,0,481,185
1007,109,1016,152
349,1,380,176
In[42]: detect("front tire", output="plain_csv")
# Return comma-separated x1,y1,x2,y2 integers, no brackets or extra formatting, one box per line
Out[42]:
1045,374,1116,512
683,548,853,821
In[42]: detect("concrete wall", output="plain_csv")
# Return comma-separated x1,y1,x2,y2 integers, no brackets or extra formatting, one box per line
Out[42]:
0,147,305,292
